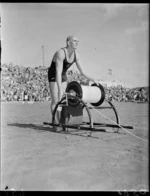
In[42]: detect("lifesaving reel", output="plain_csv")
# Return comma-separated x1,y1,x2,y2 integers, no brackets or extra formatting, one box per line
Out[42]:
44,81,133,136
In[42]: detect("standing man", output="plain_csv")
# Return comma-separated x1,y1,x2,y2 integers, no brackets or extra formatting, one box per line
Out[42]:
48,35,96,128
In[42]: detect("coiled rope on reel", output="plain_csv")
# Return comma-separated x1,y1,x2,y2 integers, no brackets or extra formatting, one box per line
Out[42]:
65,81,105,107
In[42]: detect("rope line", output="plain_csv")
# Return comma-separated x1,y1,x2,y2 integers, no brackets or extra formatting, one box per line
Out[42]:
89,104,148,143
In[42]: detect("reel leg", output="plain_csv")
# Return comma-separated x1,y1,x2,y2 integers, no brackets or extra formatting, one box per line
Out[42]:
52,97,68,132
107,101,120,133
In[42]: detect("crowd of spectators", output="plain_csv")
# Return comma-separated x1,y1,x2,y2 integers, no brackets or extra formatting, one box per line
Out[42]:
104,86,149,102
1,63,50,102
1,63,149,103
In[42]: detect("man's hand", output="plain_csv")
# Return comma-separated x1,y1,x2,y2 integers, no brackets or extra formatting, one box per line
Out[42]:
91,79,99,86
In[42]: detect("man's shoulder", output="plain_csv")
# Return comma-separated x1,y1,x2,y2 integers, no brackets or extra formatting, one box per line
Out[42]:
75,51,80,61
75,51,80,56
54,48,65,59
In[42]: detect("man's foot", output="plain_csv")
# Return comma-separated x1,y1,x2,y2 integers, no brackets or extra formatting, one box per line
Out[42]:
55,126,62,132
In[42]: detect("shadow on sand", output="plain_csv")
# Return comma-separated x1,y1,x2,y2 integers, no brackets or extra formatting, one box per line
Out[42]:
7,123,53,132
7,123,99,139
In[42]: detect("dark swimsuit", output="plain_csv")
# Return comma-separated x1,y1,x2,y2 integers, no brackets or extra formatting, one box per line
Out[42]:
48,48,76,82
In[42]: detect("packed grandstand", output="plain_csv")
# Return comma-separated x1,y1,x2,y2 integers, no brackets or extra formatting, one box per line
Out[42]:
1,63,149,103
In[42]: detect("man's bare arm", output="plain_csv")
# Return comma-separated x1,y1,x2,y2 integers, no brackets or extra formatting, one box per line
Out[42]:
75,53,96,83
55,50,65,100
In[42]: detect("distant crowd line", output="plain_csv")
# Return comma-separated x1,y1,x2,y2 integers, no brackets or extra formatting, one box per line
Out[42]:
1,63,149,103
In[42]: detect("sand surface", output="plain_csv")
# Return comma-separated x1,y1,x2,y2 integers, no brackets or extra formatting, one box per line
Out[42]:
1,101,149,191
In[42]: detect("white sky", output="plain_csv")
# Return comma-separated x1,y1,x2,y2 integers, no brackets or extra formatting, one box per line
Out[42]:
0,3,149,88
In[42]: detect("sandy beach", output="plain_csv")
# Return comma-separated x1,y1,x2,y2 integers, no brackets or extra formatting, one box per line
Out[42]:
1,101,149,191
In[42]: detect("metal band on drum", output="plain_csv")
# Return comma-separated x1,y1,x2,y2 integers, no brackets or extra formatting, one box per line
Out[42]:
65,81,82,107
90,83,105,106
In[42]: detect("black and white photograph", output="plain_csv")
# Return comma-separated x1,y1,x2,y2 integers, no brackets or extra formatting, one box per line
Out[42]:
0,3,149,191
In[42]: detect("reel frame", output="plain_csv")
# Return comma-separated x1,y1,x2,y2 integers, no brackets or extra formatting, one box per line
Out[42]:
43,93,133,136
